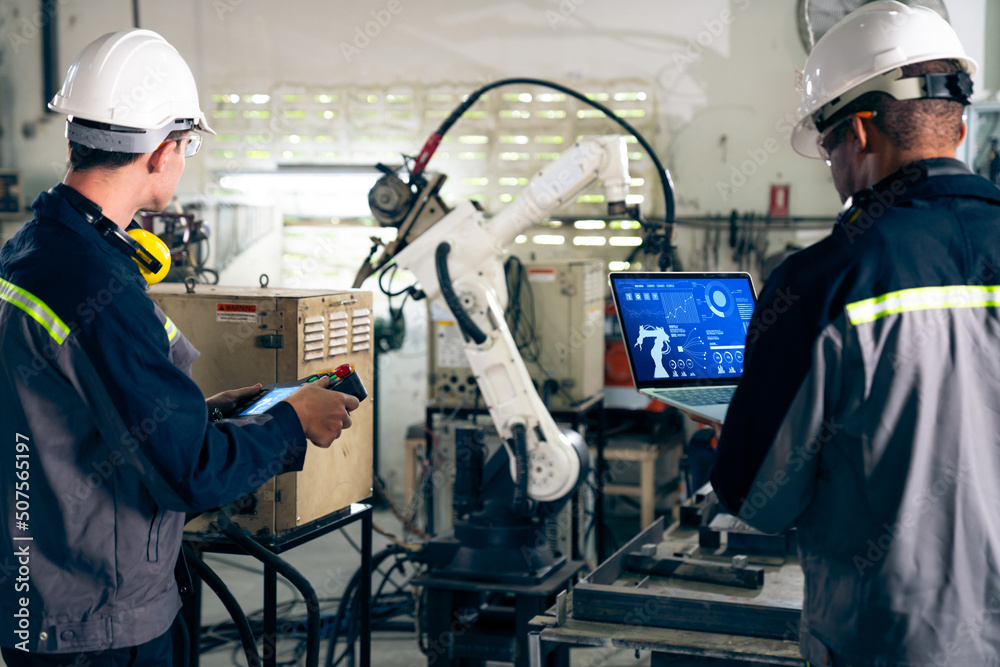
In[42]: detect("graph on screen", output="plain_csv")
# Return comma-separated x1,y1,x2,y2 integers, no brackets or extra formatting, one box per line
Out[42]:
661,291,700,324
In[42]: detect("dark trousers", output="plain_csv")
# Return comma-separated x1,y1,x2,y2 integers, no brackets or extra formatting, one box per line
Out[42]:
0,629,172,667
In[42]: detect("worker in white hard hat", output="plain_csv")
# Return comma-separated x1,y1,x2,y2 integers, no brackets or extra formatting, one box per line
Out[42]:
711,2,1000,665
0,29,358,665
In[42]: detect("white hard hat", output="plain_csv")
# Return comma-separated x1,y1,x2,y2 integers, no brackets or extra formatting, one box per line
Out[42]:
49,29,215,154
791,0,977,159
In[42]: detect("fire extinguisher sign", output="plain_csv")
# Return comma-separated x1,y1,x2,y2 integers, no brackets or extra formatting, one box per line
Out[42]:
769,184,790,218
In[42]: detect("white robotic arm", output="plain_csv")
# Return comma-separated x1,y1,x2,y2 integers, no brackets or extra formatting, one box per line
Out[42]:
381,136,631,505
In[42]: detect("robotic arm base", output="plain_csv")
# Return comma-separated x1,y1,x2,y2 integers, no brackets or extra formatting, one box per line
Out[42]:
422,426,589,583
531,427,589,518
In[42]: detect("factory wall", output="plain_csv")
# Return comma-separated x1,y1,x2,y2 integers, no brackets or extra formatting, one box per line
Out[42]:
2,1,992,211
0,0,994,492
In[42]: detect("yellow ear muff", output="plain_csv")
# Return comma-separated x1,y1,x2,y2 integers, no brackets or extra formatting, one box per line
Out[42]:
126,228,172,285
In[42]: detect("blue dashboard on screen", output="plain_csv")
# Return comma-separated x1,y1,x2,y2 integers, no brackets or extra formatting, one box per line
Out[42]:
612,274,756,383
238,386,300,416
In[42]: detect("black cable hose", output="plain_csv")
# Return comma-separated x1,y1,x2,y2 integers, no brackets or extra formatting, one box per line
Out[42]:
199,266,219,285
511,423,529,513
378,262,412,298
325,545,407,667
541,379,559,411
219,517,321,667
435,242,487,345
417,76,675,229
322,573,355,667
182,544,261,667
195,596,414,656
504,256,539,359
372,621,415,632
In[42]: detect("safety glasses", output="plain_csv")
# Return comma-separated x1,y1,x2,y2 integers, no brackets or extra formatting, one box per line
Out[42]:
179,131,202,158
817,111,876,163
159,131,202,158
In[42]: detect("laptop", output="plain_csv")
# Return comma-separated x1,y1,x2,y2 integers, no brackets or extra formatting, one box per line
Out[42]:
608,272,757,423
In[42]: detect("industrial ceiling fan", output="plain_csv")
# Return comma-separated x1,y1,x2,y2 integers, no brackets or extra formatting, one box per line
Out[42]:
796,0,950,52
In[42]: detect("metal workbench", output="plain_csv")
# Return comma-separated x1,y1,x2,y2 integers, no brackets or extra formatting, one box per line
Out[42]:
529,609,804,666
529,513,807,666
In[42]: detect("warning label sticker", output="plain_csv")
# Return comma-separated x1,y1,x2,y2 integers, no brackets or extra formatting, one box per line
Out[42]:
216,303,258,324
527,268,557,282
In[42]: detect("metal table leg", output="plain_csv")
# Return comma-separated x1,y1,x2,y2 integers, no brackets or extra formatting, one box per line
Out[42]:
596,399,607,560
425,407,436,535
528,633,542,667
263,566,277,667
361,508,372,667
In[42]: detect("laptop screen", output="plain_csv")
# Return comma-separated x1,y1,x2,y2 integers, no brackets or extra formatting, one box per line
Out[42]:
609,272,757,388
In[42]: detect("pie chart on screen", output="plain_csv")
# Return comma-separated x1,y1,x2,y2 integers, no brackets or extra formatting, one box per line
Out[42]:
705,281,736,318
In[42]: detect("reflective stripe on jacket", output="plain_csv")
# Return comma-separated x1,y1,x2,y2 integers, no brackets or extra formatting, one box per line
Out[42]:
0,191,307,652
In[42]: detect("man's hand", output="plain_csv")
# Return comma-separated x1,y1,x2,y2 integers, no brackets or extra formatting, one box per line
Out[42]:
206,383,263,414
682,410,723,439
283,376,360,448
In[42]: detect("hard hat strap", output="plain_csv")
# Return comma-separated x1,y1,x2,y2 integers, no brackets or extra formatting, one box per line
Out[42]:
815,69,973,132
921,70,974,105
66,118,195,154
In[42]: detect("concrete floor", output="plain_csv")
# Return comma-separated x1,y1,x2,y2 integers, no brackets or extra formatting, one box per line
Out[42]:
189,508,650,667
0,508,650,667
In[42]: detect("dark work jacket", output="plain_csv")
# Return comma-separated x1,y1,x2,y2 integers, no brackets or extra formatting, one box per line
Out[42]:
712,159,1000,666
0,191,307,652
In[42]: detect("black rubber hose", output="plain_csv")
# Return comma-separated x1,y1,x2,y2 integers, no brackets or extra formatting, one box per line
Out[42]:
219,517,321,667
511,423,529,513
435,242,487,345
541,379,559,411
323,567,357,667
423,77,674,226
182,544,261,667
408,78,677,269
325,545,406,667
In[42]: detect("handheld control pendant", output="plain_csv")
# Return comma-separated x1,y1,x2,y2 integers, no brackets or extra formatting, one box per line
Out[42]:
327,364,367,402
223,364,368,419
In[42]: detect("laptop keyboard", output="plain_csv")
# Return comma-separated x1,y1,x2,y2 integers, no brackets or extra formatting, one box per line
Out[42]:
649,386,736,406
